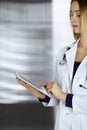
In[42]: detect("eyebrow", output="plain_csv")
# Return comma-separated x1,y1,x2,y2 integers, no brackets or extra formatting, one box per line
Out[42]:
70,10,80,13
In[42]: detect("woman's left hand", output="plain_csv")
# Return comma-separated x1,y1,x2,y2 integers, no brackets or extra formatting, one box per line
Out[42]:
40,81,67,102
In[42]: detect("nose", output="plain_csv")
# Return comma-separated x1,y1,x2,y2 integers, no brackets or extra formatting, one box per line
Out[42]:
70,14,77,23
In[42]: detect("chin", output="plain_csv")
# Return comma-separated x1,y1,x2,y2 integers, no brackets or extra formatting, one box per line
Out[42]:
74,30,80,34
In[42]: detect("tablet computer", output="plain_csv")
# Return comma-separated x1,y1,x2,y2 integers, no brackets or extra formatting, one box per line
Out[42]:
14,72,51,97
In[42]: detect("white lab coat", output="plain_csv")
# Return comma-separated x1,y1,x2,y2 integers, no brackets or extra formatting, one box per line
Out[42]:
42,39,87,130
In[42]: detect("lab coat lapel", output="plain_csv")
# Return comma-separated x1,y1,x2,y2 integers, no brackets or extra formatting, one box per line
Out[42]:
66,42,77,82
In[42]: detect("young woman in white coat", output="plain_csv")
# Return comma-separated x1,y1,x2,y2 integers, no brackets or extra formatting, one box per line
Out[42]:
17,0,87,130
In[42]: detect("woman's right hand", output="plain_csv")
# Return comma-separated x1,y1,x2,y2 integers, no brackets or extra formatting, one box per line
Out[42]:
16,77,46,100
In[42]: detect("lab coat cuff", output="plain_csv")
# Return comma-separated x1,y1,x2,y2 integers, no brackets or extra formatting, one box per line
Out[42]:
38,95,50,103
65,93,73,108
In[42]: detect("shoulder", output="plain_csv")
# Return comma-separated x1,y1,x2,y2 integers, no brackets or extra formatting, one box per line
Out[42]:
56,41,76,62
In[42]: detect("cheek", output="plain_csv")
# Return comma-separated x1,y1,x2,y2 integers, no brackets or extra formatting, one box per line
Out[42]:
78,19,81,25
70,18,73,26
78,20,81,31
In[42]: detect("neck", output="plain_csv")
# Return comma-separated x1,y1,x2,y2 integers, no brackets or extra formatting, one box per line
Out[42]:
79,35,87,48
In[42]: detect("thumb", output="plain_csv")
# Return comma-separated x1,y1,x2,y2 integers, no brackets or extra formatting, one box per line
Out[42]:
39,82,47,88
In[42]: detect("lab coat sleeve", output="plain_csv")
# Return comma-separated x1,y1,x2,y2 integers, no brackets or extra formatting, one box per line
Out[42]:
40,97,58,107
72,95,87,114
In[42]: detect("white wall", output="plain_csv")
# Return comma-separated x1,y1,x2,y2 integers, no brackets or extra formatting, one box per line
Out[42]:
0,1,52,103
52,0,75,60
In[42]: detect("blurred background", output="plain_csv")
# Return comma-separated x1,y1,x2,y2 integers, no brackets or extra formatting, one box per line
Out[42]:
0,0,74,130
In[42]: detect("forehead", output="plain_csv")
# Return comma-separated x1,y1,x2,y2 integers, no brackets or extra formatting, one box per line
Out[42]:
70,1,80,12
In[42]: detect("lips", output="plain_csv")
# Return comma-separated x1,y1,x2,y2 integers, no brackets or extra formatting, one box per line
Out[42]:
73,25,78,28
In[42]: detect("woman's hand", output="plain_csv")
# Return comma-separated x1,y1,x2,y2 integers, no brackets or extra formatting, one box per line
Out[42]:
16,77,45,100
40,81,67,102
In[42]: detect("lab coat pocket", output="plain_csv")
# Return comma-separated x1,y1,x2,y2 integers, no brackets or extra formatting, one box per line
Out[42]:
79,84,87,89
78,81,87,95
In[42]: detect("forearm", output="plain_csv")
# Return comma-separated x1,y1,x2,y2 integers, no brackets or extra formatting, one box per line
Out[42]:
59,92,73,108
33,90,46,99
60,92,68,102
18,79,45,99
26,85,45,99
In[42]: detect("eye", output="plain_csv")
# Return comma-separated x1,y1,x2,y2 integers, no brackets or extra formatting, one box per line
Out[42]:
77,14,81,17
77,11,81,17
70,13,73,17
70,11,73,17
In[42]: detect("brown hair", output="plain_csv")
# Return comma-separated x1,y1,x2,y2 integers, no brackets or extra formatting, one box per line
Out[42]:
70,0,87,40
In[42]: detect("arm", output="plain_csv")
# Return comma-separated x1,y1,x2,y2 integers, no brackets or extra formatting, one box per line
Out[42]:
40,81,68,102
17,77,46,99
17,78,59,106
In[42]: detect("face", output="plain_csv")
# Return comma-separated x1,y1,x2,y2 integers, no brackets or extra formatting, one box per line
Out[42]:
70,1,81,34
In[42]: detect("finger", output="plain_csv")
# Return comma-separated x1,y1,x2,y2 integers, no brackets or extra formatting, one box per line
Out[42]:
16,77,22,82
40,82,54,89
46,86,53,93
47,89,53,95
39,82,48,88
16,77,20,80
17,78,27,85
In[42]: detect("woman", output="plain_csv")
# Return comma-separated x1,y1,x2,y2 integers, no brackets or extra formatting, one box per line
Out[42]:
17,0,87,130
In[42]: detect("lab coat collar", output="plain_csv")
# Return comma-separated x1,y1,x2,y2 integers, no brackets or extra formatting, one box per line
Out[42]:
65,39,80,82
